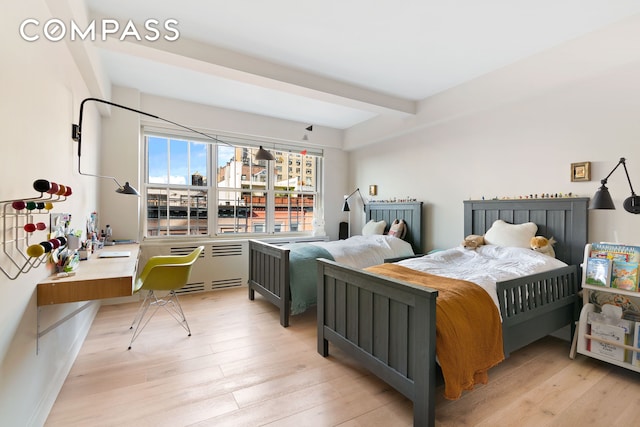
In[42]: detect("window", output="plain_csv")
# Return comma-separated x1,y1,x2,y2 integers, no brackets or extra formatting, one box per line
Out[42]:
146,136,209,236
144,132,322,238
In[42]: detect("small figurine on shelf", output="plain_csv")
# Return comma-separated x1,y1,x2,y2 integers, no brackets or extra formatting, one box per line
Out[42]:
78,241,92,260
104,225,115,246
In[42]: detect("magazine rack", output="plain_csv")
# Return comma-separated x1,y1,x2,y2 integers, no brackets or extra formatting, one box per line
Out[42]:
575,242,640,372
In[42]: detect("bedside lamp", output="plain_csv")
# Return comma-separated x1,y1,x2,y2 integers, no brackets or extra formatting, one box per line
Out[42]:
342,188,366,213
342,188,366,238
590,157,640,214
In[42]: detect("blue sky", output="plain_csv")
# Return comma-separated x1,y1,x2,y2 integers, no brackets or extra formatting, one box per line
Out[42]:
148,136,234,185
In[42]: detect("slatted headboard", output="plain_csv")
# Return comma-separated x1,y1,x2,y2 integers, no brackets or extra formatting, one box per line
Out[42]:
365,201,423,254
463,198,589,266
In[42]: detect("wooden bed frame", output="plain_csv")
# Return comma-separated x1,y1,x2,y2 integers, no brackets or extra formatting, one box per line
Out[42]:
317,198,589,426
248,201,423,327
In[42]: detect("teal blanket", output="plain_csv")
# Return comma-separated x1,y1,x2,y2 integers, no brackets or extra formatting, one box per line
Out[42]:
285,243,335,315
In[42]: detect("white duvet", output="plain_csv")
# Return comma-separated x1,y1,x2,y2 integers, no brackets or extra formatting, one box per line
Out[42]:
396,245,568,310
310,235,414,269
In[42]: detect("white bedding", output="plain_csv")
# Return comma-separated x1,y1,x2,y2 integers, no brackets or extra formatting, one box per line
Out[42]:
310,235,414,269
396,245,568,310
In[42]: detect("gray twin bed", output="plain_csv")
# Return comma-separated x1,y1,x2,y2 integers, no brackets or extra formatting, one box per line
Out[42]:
317,198,588,426
249,198,589,426
248,201,423,327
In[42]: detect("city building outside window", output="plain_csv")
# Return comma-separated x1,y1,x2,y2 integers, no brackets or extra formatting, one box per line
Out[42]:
144,132,322,237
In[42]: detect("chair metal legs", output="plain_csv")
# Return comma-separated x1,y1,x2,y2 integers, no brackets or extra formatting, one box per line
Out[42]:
128,289,191,349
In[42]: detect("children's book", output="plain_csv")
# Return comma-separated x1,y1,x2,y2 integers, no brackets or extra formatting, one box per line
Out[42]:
590,321,628,361
585,257,612,287
611,261,639,291
590,243,640,263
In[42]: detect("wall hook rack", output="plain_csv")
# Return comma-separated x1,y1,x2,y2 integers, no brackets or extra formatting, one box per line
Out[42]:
1,179,73,280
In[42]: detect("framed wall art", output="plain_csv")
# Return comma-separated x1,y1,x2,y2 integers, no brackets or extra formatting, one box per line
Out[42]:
571,161,591,182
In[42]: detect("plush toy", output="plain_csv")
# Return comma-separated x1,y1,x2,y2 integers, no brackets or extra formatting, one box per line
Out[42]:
462,234,485,249
530,236,556,258
388,219,407,239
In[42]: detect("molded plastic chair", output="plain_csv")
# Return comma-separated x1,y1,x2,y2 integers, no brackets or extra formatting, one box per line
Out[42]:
128,246,204,349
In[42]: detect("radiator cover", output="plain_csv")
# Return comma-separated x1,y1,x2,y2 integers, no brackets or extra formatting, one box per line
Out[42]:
140,241,246,294
140,236,328,295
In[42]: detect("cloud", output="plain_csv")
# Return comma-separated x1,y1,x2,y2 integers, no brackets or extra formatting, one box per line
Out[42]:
149,175,187,185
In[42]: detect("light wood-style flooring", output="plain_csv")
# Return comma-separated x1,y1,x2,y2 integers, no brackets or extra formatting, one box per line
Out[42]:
46,287,640,426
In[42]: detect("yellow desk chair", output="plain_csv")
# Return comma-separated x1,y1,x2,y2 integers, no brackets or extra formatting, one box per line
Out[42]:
128,246,204,349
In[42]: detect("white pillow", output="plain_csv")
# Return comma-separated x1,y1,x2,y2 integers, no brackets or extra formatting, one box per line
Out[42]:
362,220,387,236
483,220,538,248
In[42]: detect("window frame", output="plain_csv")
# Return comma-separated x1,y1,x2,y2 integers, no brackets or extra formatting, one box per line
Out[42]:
142,129,322,239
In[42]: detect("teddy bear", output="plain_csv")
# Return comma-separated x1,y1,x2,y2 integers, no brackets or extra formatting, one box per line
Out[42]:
530,236,556,258
462,234,485,249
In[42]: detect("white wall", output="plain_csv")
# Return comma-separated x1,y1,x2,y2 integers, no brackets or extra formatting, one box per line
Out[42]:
348,49,640,250
0,1,102,425
96,87,142,240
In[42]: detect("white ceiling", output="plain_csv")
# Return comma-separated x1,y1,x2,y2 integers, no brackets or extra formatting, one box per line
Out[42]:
84,0,640,130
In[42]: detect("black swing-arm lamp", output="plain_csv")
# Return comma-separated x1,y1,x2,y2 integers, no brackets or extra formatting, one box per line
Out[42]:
589,157,640,214
71,97,275,195
341,187,366,239
342,188,366,212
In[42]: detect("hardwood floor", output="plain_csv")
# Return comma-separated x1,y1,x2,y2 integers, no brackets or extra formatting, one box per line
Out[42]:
46,287,640,426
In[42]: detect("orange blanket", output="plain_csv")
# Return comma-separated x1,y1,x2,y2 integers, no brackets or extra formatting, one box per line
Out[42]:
365,263,504,400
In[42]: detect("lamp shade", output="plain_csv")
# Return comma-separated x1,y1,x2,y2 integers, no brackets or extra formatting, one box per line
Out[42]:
589,185,615,210
116,182,140,196
342,199,350,212
255,146,275,161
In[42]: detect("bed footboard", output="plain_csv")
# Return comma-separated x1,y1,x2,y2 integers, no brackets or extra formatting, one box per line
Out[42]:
497,265,579,356
317,258,438,427
248,240,291,327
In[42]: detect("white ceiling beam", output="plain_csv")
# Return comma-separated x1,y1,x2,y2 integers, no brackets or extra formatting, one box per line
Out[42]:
89,13,416,117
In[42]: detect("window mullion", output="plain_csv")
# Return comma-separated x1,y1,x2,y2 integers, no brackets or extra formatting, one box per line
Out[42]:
209,143,216,237
266,159,274,234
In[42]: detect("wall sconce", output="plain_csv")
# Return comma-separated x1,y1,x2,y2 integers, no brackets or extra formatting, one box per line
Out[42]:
72,98,274,195
302,125,313,141
589,157,640,213
369,185,377,196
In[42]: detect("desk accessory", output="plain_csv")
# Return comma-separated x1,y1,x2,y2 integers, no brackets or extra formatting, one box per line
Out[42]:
99,251,131,258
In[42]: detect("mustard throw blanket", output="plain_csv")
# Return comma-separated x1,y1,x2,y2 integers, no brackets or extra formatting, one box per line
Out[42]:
365,263,504,400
